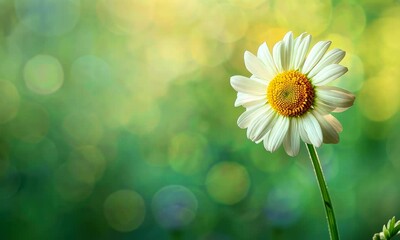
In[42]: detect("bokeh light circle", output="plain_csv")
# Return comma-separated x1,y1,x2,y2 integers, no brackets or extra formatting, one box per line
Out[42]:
145,36,197,83
152,185,198,229
274,0,332,36
228,0,265,9
0,80,20,124
152,0,203,28
24,55,64,95
104,190,146,232
358,75,399,122
70,55,112,90
205,161,250,205
96,0,154,35
331,3,366,37
203,3,248,43
190,30,233,67
15,0,80,36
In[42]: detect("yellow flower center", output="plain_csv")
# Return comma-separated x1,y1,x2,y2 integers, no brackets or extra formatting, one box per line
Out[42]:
267,70,315,117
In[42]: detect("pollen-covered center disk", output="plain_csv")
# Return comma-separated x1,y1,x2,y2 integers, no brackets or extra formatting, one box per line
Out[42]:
267,70,315,117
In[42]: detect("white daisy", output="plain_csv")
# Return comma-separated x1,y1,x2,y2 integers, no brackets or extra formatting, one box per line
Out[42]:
230,32,355,156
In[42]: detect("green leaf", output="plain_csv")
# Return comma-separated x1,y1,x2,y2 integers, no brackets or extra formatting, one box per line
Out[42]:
394,224,400,233
389,217,395,234
383,226,390,238
373,217,400,240
372,233,381,240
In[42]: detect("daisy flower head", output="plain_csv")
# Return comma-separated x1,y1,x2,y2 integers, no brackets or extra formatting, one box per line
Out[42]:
230,32,355,156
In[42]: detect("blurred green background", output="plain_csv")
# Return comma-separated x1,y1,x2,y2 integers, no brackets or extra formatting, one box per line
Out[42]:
0,0,399,239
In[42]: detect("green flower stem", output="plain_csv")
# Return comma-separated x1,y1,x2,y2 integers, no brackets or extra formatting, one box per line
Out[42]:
306,143,339,240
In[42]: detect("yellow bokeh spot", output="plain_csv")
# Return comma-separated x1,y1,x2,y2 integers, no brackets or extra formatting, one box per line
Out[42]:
331,3,366,37
325,33,354,55
145,36,197,83
206,162,250,205
358,73,399,122
96,0,154,35
228,0,265,9
244,27,288,53
274,0,332,36
152,0,203,28
202,3,248,43
104,190,146,232
190,30,233,67
359,15,400,74
0,80,20,124
23,55,64,95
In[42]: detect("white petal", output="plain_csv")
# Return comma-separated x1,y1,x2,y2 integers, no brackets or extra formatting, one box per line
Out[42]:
314,101,336,114
324,114,343,133
272,41,284,72
244,51,272,81
312,64,348,86
298,117,311,144
282,31,294,70
257,42,278,76
317,86,355,110
293,34,311,70
235,92,266,107
302,112,323,147
251,106,277,143
263,116,289,152
293,33,306,49
302,41,331,74
283,119,300,156
230,75,267,95
237,103,265,128
308,49,346,78
312,110,339,144
246,105,275,141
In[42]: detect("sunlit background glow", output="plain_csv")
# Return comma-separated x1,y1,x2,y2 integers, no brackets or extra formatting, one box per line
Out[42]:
0,0,399,239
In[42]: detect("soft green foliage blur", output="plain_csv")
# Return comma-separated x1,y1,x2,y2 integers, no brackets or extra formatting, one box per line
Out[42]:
0,0,399,239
